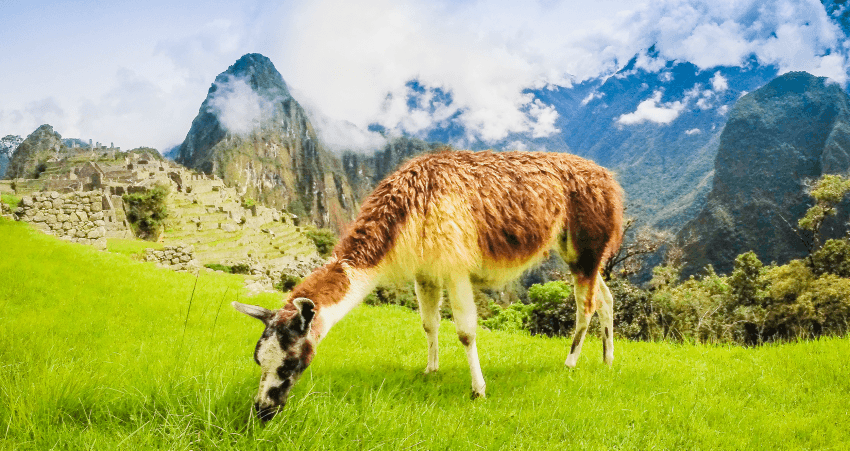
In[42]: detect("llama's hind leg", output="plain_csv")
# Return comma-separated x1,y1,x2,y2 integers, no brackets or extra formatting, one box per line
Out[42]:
565,273,599,368
415,276,443,374
597,274,615,366
446,275,486,398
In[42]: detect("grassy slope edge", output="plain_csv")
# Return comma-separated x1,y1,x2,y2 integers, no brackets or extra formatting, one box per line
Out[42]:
0,218,848,450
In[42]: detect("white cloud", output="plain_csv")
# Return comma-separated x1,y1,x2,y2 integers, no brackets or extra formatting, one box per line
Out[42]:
297,90,388,153
508,140,529,151
527,99,560,138
618,91,686,125
685,128,701,135
711,72,729,92
581,91,604,105
2,0,849,150
208,75,275,135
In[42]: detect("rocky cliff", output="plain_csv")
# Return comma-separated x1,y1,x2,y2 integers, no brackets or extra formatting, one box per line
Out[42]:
680,71,850,275
176,53,358,231
5,125,65,179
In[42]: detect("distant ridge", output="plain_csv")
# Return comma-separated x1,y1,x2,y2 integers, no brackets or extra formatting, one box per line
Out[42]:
680,71,850,275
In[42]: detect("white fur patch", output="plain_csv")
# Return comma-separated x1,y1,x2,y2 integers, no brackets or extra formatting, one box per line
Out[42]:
255,336,286,405
316,264,379,340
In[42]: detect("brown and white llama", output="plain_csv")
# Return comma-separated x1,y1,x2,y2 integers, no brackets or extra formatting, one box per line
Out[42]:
233,149,623,421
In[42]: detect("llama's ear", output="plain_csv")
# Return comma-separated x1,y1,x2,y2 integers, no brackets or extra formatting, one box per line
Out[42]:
291,297,316,334
232,301,274,325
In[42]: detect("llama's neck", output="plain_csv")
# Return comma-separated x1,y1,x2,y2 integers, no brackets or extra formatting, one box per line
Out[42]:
313,265,380,342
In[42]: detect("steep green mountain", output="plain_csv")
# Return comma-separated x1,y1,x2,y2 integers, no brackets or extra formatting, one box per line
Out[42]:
680,72,850,275
5,125,66,179
0,135,23,179
176,53,358,231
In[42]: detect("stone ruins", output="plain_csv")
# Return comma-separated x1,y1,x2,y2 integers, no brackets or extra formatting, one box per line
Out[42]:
1,150,325,293
13,190,127,249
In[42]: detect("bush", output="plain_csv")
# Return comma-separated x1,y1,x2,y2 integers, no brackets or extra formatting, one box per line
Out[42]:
728,251,767,306
483,302,535,333
230,263,251,275
276,273,302,292
663,268,732,343
204,263,232,273
526,281,575,337
608,277,657,340
760,260,850,341
241,197,256,209
810,238,850,278
305,227,337,258
123,185,169,241
364,283,419,311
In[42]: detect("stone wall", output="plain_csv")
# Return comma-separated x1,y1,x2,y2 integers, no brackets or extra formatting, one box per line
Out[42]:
14,190,131,249
143,245,200,272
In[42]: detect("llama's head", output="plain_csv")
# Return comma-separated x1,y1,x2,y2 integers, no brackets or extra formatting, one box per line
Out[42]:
232,297,317,422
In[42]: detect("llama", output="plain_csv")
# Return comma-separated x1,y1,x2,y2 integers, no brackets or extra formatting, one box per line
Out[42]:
233,149,623,421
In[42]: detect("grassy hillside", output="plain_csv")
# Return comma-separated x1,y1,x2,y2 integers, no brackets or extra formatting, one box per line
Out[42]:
1,218,848,450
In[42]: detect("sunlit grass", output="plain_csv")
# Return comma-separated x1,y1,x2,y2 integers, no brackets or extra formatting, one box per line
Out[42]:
1,218,848,450
106,237,165,258
1,193,21,210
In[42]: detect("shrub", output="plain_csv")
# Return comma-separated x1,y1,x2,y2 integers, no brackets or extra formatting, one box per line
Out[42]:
728,251,767,306
760,261,850,340
608,277,657,340
276,273,302,292
810,239,850,278
204,263,232,273
798,274,850,335
305,227,337,258
241,197,256,209
123,185,169,241
230,263,251,275
663,268,732,343
526,281,575,337
483,302,535,333
364,283,419,311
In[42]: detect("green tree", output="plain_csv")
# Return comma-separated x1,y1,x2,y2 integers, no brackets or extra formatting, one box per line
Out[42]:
526,281,575,337
304,227,338,257
123,185,169,241
810,238,850,278
728,251,766,306
798,174,850,253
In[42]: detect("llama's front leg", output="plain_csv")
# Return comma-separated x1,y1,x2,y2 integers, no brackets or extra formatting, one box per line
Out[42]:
597,274,615,366
565,273,599,368
415,276,442,374
446,276,486,398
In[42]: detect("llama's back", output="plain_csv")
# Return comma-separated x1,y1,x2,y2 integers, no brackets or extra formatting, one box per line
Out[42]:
335,150,623,285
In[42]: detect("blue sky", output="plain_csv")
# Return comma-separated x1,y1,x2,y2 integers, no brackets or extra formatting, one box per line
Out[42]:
1,0,847,151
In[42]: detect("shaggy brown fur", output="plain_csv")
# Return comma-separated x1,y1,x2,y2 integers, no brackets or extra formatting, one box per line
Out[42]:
288,260,350,308
332,149,622,280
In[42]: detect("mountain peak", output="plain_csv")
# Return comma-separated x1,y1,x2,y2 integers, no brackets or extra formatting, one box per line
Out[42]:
213,53,291,102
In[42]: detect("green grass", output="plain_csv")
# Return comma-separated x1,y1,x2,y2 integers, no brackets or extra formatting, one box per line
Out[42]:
1,194,21,210
1,218,849,450
106,237,165,258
